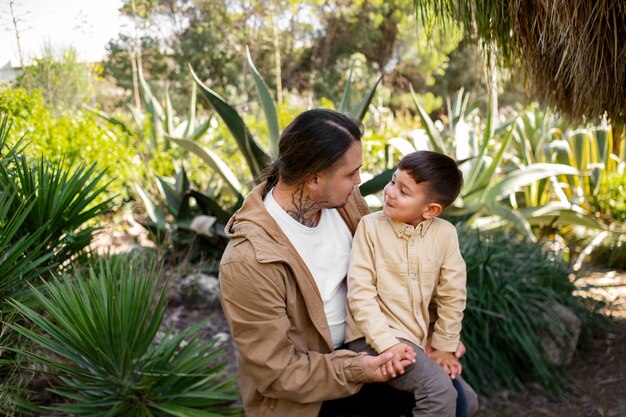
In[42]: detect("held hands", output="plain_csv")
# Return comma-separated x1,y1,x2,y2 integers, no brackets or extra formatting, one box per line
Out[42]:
380,343,417,378
428,349,462,379
361,343,416,382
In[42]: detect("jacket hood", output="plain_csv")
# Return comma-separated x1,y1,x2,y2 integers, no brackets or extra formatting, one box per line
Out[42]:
224,183,289,263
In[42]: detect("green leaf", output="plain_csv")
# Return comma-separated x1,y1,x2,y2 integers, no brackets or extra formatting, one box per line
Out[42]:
167,137,243,198
409,84,445,153
386,137,416,156
523,208,606,230
473,120,516,201
485,163,582,202
134,183,166,226
7,255,240,416
359,168,394,196
137,64,164,149
83,104,133,136
568,130,588,171
189,65,268,179
246,47,280,158
183,82,198,139
151,403,231,417
351,75,382,122
338,63,354,112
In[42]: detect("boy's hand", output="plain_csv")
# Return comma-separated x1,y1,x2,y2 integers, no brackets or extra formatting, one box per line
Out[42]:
380,342,417,378
425,333,466,359
428,349,462,379
362,352,413,382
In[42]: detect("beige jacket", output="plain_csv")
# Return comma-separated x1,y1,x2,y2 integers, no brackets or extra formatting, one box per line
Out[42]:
219,183,371,417
346,211,466,353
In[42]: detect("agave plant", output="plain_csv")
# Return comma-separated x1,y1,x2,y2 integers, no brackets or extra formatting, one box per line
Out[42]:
8,254,241,417
135,165,230,259
509,104,626,265
386,89,602,241
179,47,386,204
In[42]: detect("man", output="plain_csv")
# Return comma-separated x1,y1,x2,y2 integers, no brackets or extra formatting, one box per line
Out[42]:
219,109,476,417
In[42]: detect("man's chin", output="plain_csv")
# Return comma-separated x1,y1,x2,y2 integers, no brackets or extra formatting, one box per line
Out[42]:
329,199,350,210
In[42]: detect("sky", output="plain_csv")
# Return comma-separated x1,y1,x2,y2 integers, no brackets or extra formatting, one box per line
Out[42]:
0,0,126,66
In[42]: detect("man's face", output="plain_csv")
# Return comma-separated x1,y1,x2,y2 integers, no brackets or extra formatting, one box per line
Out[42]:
315,140,363,209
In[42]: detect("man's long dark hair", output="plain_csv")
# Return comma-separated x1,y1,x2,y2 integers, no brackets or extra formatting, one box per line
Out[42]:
262,109,363,196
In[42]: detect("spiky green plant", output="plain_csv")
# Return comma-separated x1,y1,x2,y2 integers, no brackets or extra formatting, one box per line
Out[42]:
134,165,229,259
8,254,241,417
459,230,609,393
0,114,112,266
386,91,594,240
0,115,54,416
184,48,386,202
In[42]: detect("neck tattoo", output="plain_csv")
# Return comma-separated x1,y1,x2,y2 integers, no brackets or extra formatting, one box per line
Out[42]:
286,185,326,227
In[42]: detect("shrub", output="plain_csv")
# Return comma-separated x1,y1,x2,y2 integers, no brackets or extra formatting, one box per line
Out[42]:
459,230,610,393
0,87,145,204
8,254,241,416
591,172,626,223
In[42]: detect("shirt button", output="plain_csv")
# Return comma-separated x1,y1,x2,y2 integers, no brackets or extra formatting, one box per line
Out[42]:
410,240,415,246
409,274,416,280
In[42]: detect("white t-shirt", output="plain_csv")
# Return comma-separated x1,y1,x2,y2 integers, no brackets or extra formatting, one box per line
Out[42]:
264,189,353,348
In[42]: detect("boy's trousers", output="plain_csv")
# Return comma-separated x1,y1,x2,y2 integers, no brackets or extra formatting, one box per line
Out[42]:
346,337,478,417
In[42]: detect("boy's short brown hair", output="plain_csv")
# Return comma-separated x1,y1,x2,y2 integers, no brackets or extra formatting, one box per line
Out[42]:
397,150,463,208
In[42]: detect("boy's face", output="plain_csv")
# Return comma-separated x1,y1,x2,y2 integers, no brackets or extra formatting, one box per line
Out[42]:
383,169,442,226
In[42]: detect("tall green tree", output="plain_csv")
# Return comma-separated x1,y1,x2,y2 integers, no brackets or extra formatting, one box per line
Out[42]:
103,0,462,109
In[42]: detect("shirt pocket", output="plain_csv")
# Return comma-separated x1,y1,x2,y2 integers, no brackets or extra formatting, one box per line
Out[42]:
376,260,408,300
419,258,441,301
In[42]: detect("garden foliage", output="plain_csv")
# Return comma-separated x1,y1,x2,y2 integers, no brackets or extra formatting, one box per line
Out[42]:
8,255,241,417
460,230,609,393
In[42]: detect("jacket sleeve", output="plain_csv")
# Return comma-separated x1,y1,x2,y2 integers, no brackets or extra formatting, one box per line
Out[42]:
430,228,467,352
219,257,367,403
347,220,399,353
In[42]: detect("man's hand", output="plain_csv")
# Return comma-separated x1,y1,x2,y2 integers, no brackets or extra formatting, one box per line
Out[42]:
361,352,414,382
380,343,417,378
428,349,462,379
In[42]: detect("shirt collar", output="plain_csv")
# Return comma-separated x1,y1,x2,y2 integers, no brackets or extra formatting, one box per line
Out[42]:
388,217,434,238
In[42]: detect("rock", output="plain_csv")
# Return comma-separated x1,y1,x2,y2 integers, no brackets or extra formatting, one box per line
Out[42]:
172,273,221,309
190,215,218,238
540,302,581,366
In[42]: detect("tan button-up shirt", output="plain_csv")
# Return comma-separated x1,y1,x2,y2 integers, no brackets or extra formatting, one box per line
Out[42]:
346,211,466,353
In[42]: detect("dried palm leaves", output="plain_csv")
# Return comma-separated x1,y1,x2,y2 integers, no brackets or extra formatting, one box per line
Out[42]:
416,0,626,121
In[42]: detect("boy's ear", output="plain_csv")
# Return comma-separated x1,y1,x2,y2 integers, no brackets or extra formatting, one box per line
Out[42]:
423,203,443,219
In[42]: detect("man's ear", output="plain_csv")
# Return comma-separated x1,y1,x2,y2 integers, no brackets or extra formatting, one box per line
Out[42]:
304,172,319,191
423,203,443,219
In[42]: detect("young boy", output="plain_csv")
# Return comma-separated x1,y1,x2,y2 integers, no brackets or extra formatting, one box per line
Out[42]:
346,150,471,417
